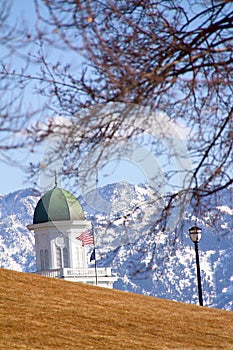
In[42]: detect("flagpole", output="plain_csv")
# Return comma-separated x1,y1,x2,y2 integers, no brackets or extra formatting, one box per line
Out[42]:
92,223,98,286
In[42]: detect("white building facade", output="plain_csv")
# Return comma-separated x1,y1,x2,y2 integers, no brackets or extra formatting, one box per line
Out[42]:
28,185,117,288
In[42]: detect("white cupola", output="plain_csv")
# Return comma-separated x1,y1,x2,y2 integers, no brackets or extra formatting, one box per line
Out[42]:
27,184,117,288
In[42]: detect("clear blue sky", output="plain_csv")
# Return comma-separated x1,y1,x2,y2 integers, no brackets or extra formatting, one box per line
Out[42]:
1,164,26,195
0,157,148,195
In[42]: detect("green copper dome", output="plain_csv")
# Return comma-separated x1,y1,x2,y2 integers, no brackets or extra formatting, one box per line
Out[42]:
33,186,85,224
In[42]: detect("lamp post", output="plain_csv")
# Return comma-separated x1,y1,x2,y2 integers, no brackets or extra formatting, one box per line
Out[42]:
189,226,203,306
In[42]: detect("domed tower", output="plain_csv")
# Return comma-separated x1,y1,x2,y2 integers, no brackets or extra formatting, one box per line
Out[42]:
28,184,117,288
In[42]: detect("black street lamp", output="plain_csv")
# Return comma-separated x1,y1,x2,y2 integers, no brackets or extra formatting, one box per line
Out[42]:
189,226,203,306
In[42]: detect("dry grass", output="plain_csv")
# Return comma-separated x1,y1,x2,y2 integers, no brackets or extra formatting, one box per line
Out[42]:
0,268,233,350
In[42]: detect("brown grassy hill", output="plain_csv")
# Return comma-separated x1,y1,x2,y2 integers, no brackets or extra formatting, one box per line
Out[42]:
0,268,233,350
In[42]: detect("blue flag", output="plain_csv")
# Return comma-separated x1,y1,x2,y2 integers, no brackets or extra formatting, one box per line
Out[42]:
90,249,95,262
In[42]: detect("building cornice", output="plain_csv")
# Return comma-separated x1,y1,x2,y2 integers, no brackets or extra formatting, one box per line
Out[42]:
27,220,92,231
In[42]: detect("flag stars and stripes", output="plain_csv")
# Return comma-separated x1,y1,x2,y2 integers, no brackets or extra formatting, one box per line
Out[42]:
77,229,94,247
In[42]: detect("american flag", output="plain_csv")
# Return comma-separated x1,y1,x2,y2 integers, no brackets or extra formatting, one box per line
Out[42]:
77,229,94,247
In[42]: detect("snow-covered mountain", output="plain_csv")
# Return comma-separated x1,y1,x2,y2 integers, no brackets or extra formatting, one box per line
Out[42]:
0,188,39,272
0,184,232,310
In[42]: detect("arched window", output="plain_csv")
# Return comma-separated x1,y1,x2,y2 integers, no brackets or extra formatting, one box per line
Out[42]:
40,250,45,271
56,247,62,268
63,247,69,268
44,249,49,270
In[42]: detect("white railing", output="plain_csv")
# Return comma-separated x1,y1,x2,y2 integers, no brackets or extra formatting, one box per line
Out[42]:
36,269,61,278
36,267,112,279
